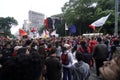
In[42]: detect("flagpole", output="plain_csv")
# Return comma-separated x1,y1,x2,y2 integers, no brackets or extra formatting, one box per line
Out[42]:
65,23,68,36
114,0,119,36
97,26,103,33
65,30,66,36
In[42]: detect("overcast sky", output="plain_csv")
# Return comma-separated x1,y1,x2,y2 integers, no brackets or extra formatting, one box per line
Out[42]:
0,0,69,34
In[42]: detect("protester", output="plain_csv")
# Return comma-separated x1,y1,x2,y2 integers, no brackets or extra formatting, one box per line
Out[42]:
100,55,120,80
0,42,14,65
12,46,22,56
56,41,62,60
78,40,92,65
71,51,90,80
45,47,62,80
93,37,108,77
111,39,120,59
71,45,77,64
61,44,74,80
0,53,44,80
0,34,120,80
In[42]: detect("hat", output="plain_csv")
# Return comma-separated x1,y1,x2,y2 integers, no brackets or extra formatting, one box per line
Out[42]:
64,44,70,48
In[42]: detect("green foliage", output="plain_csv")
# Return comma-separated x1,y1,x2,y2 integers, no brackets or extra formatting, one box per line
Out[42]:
62,0,117,35
0,17,18,36
38,25,46,34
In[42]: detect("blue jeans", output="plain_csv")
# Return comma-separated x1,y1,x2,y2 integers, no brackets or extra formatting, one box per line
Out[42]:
63,67,72,80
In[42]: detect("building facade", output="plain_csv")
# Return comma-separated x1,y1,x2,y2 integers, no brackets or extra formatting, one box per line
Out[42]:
23,10,45,31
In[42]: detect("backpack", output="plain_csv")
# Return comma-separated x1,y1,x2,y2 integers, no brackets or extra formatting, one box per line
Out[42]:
61,52,69,65
79,47,92,60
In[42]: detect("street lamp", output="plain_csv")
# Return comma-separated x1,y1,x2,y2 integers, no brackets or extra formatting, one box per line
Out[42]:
114,0,120,36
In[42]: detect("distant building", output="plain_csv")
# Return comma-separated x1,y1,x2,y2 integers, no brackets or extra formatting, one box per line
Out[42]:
23,20,30,31
23,10,45,31
29,10,45,29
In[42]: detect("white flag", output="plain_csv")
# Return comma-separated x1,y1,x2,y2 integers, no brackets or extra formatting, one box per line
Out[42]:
40,30,46,38
41,30,49,38
65,23,68,30
51,30,56,36
45,30,50,38
52,19,55,29
89,14,110,30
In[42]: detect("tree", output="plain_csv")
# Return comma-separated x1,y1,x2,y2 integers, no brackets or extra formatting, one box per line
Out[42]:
62,0,99,35
62,0,117,35
38,25,46,34
0,17,18,36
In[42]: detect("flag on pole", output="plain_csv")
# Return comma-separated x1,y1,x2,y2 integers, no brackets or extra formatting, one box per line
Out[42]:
31,27,37,32
70,25,76,33
51,30,56,36
52,19,55,29
41,30,46,38
44,19,48,29
89,14,110,30
19,29,27,36
45,29,50,38
65,23,68,30
41,30,50,38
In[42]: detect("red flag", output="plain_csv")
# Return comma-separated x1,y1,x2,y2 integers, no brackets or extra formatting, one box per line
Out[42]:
89,24,95,31
44,19,48,29
19,29,27,36
31,27,37,32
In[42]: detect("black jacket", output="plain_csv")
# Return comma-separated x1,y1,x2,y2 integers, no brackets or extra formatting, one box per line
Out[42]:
93,44,108,60
45,56,62,80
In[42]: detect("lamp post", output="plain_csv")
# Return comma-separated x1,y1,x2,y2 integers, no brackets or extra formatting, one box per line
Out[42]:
114,0,119,36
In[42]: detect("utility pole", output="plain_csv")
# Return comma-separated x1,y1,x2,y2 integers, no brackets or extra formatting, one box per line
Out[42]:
114,0,119,36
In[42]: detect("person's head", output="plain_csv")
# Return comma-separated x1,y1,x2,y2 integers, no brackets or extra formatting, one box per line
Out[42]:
80,40,86,46
97,37,102,43
4,42,11,49
100,55,120,80
17,47,28,55
75,51,83,61
48,47,57,56
0,54,44,80
23,39,32,47
38,46,45,55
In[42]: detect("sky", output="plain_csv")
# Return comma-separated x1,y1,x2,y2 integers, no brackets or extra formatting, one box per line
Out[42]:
0,0,69,34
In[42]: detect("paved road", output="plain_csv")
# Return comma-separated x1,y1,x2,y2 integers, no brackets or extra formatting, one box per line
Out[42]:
89,67,101,80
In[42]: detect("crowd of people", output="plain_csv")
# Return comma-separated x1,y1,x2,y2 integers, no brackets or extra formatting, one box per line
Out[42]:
0,34,120,80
